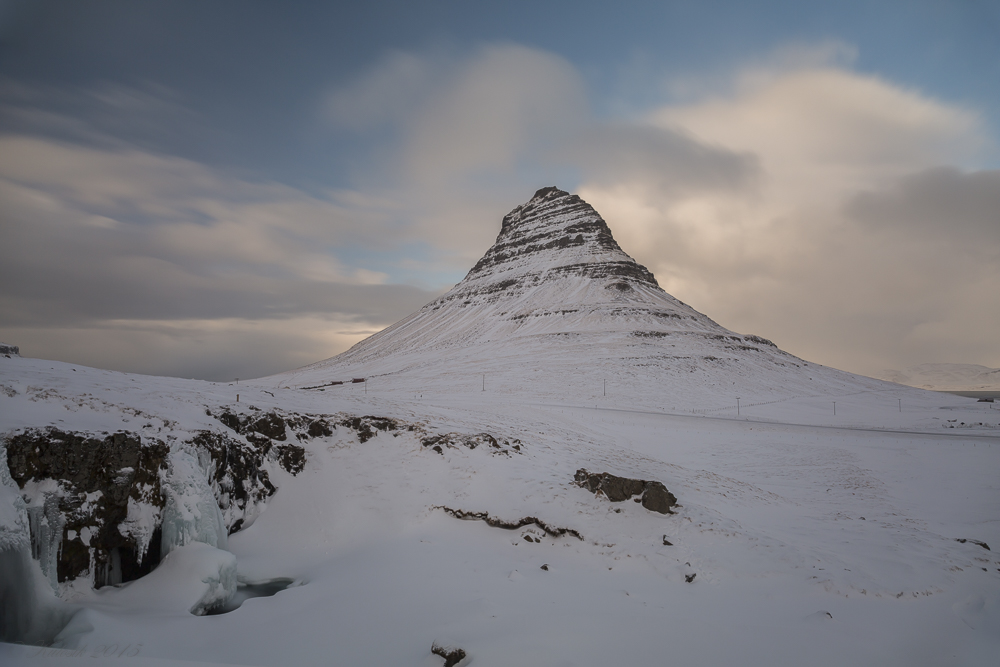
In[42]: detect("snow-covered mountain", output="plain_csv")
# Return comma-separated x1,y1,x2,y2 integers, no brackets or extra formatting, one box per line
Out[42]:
2,188,999,666
879,363,1000,391
279,187,887,411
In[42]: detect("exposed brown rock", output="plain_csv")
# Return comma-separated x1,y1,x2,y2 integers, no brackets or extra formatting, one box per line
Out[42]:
436,506,583,540
574,469,677,514
431,642,467,667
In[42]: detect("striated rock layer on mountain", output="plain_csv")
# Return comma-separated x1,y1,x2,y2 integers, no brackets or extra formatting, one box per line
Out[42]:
278,187,887,409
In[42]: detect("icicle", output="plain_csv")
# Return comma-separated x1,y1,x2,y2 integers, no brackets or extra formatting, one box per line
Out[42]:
159,450,228,560
1,444,73,644
25,494,65,591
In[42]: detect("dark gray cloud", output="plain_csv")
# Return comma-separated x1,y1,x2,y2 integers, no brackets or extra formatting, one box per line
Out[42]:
0,131,442,379
565,123,760,196
846,167,1000,245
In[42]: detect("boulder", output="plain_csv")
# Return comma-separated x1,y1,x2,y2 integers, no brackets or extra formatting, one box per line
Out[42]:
574,469,676,514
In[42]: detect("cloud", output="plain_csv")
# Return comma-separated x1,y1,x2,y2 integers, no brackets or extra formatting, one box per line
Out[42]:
576,57,998,376
0,318,378,382
320,45,602,271
655,67,985,201
846,166,1000,245
4,42,996,381
0,134,441,378
323,44,758,268
326,51,435,132
563,122,760,197
400,44,588,184
0,78,205,154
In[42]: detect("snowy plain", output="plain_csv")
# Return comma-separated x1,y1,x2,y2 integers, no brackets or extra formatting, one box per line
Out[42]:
1,351,999,667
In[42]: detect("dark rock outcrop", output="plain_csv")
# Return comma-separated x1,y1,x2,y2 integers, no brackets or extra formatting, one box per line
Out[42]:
3,420,309,589
215,408,409,446
421,431,520,455
574,469,677,514
214,409,287,441
436,506,583,540
955,538,991,551
339,415,398,443
5,429,168,587
440,187,660,308
431,642,467,667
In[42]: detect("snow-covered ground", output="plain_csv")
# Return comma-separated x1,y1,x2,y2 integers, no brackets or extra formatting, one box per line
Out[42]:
2,351,998,666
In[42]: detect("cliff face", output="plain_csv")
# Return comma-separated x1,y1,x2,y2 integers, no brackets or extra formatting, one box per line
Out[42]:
1,409,313,599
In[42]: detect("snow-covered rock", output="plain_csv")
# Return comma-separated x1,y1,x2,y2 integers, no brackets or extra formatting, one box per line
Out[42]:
1,414,309,598
6,429,168,588
87,542,237,616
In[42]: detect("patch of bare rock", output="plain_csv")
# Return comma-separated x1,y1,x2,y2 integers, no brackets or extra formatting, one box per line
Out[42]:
431,642,467,667
436,506,584,540
574,468,677,514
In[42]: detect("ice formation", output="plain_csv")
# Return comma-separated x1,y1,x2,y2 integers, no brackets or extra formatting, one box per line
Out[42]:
159,449,229,560
22,480,66,590
0,446,73,643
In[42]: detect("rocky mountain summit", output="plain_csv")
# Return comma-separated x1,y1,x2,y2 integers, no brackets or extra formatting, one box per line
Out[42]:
456,186,660,299
333,186,726,352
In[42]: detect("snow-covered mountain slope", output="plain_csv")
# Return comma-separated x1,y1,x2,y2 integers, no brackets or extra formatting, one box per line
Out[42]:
880,363,1000,391
275,187,895,413
2,188,1000,665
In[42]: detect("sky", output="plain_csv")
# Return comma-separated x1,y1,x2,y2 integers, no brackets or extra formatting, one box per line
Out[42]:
0,0,998,382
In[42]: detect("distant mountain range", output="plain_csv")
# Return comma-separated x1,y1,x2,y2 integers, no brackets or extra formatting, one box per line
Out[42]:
879,363,1000,391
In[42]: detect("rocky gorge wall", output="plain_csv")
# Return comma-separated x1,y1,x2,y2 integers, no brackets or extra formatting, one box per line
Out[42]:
0,407,339,595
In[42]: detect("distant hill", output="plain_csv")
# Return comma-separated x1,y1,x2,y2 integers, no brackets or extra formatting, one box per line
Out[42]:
879,362,1000,391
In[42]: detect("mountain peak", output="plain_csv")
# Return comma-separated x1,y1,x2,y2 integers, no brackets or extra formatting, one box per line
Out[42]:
531,185,565,200
464,186,658,292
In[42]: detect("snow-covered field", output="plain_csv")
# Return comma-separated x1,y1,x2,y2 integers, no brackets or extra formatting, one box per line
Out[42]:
2,351,998,666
